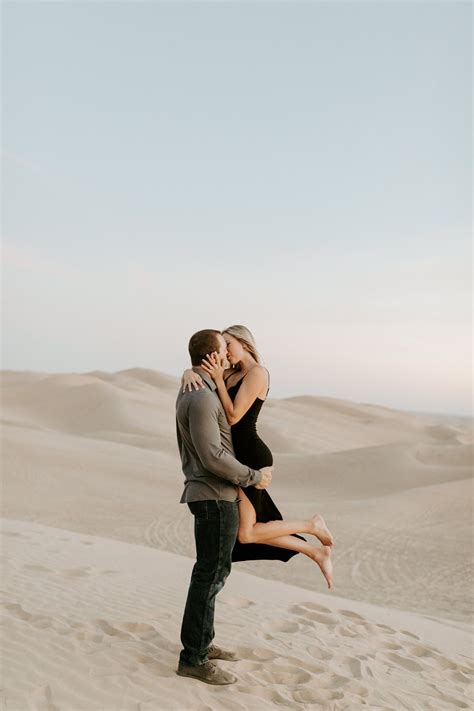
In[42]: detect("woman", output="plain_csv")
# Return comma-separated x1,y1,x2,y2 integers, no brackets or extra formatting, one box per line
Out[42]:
182,325,334,588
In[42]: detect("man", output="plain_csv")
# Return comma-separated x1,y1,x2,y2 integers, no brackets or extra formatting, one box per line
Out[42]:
175,329,272,685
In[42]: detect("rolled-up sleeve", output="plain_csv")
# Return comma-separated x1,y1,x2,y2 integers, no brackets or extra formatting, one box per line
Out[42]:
188,395,263,487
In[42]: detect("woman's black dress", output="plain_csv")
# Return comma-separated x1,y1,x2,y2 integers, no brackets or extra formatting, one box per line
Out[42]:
228,372,307,563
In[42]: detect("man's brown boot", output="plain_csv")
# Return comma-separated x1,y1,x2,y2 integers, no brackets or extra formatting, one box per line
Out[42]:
176,659,237,685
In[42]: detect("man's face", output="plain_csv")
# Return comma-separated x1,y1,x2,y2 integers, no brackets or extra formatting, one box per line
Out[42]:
215,334,229,368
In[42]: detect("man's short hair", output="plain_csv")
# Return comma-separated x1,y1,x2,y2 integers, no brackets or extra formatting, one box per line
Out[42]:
188,329,222,366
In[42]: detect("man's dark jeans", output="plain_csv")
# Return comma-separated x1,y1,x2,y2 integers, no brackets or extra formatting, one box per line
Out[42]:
179,498,239,667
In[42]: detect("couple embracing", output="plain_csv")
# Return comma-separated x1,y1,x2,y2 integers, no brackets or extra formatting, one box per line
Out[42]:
175,325,334,685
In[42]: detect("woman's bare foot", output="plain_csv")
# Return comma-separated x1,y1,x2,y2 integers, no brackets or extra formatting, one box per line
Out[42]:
310,514,334,546
310,545,333,589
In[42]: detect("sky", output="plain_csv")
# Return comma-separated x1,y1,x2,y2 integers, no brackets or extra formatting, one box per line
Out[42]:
2,1,472,416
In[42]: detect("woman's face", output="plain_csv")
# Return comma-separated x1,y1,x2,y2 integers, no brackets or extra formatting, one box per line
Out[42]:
223,333,245,365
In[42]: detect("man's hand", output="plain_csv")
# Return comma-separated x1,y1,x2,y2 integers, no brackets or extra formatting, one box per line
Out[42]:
254,466,272,489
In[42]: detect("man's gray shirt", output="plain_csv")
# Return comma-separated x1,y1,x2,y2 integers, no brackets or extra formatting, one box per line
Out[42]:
176,368,263,503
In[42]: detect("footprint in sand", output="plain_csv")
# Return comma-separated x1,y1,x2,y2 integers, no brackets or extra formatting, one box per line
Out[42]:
292,688,344,704
305,644,333,661
383,651,425,672
264,620,300,634
2,602,33,621
435,691,470,709
259,665,312,685
283,654,327,675
130,654,173,677
399,629,419,640
94,619,130,639
404,643,437,658
71,625,104,643
336,624,358,638
374,623,396,634
289,602,339,626
344,680,370,698
338,609,366,622
300,610,339,626
449,670,474,685
2,602,52,629
23,564,117,578
121,622,158,640
28,684,59,711
341,655,363,679
80,540,94,545
290,601,332,615
62,566,96,578
241,646,277,661
23,564,53,574
235,685,289,705
431,656,465,671
316,671,352,690
220,595,256,609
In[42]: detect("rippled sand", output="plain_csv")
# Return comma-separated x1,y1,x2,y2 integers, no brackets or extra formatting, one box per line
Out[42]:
1,368,472,709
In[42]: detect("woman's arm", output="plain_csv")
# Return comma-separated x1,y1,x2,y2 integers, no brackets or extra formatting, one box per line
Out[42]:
222,367,233,381
181,368,204,393
224,366,268,424
201,355,268,425
182,365,232,393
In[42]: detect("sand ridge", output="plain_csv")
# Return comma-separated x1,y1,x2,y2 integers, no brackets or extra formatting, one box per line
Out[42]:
1,368,473,708
1,519,473,710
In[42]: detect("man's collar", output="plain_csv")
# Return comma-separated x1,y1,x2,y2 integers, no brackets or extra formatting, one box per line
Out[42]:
192,366,216,391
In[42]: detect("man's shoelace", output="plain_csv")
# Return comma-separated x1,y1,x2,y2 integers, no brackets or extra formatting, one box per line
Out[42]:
202,660,217,673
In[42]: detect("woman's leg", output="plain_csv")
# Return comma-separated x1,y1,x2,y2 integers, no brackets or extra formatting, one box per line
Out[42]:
262,535,333,589
236,487,333,547
236,489,333,588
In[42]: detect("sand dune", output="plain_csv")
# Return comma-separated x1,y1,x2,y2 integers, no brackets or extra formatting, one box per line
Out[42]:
1,519,473,711
413,441,473,467
1,368,473,708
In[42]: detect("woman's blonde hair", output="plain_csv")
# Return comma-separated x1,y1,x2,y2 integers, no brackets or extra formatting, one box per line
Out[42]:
222,325,262,369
